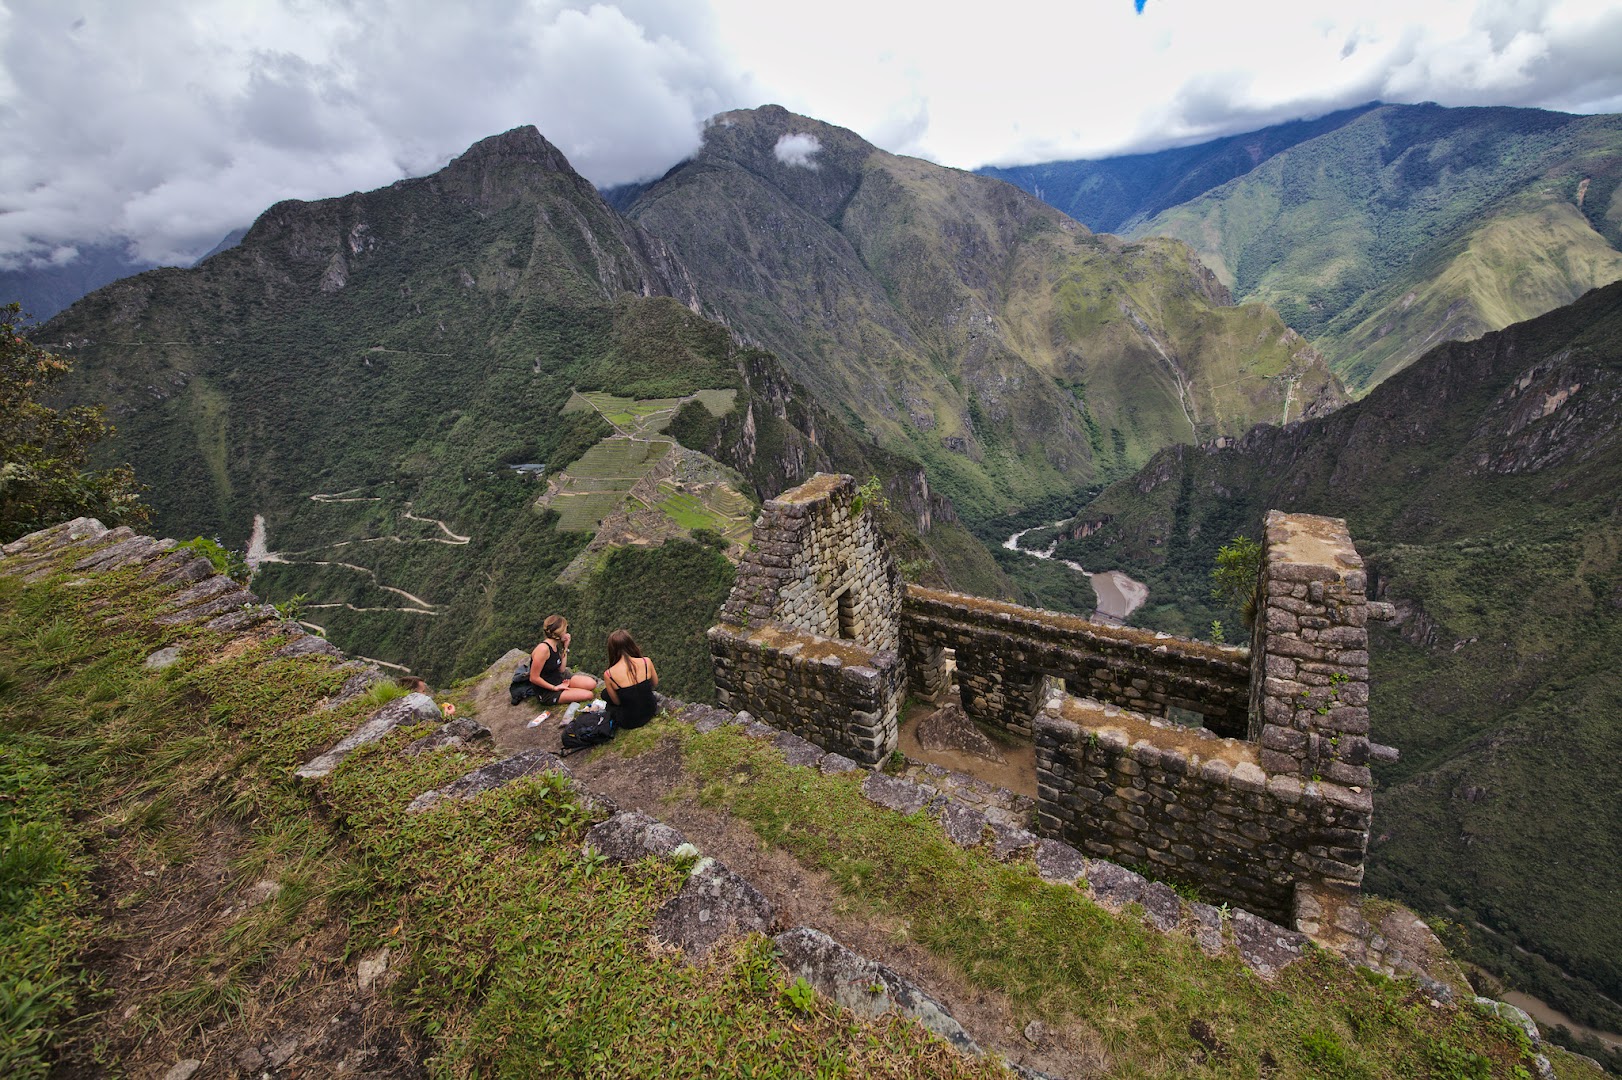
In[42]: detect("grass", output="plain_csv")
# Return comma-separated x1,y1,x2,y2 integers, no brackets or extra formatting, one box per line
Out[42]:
0,545,1006,1077
597,718,1561,1079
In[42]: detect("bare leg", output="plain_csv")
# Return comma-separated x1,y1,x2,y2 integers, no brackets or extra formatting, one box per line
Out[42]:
558,686,595,704
567,673,599,692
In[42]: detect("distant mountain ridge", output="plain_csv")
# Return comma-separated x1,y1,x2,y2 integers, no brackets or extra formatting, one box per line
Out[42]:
1,243,163,323
987,103,1622,394
622,105,1345,523
979,102,1384,235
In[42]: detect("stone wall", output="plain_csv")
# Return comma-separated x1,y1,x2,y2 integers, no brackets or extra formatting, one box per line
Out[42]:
903,588,1250,738
710,474,905,764
712,488,1385,909
1035,695,1374,922
708,624,904,763
719,473,902,652
1248,511,1374,786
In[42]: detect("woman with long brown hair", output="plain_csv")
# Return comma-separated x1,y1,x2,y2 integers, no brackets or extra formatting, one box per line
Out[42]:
529,615,598,707
601,629,658,730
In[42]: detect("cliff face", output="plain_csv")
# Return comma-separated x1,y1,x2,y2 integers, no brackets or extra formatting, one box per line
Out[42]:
1049,281,1622,1022
627,106,1346,521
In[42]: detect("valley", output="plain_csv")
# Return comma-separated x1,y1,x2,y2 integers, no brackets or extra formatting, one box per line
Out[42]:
16,96,1622,1076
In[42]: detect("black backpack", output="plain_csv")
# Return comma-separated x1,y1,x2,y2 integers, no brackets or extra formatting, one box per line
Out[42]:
560,708,614,754
510,662,540,706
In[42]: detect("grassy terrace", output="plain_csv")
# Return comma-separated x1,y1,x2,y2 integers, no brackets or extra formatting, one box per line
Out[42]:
0,549,996,1078
0,531,1599,1078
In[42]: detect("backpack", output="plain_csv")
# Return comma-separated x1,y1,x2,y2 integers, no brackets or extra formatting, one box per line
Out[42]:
560,707,614,754
510,662,540,706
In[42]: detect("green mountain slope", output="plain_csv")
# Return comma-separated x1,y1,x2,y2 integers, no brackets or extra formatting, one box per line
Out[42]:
40,126,1005,685
626,106,1346,522
1047,282,1622,1033
1129,104,1622,392
978,102,1383,235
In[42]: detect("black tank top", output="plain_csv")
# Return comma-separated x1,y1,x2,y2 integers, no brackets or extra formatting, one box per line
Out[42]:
606,657,657,729
536,639,565,686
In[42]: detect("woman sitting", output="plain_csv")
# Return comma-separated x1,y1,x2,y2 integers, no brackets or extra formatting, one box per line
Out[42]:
530,615,598,708
601,629,659,730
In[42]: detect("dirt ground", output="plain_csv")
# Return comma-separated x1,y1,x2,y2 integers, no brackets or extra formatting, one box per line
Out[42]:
570,735,1111,1079
897,697,1037,798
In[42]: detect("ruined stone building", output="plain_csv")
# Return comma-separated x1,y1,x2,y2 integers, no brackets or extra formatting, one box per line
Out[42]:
710,473,1396,924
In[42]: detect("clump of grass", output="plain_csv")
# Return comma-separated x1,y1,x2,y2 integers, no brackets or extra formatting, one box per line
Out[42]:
0,741,93,1078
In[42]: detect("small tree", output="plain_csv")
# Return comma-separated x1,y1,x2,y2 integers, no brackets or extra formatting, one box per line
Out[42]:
1210,535,1263,630
0,304,148,543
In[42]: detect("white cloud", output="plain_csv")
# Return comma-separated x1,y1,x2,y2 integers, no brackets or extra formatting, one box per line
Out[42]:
0,0,759,266
1,0,1620,270
773,132,822,168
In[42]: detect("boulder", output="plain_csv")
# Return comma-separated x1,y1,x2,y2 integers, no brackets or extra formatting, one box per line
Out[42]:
584,811,688,864
652,858,773,958
915,702,1005,763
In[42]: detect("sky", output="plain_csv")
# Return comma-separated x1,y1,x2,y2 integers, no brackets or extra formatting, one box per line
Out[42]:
2,0,1621,269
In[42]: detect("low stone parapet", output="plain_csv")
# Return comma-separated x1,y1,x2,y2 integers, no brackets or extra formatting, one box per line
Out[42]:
1036,694,1371,923
903,586,1251,737
708,621,903,764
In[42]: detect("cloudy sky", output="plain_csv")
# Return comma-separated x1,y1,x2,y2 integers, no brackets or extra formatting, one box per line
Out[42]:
3,0,1621,268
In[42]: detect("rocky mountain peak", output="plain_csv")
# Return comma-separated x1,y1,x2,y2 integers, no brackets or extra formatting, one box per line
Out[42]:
446,124,575,176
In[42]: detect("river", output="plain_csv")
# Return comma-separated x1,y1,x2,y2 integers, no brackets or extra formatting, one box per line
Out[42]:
1002,525,1149,622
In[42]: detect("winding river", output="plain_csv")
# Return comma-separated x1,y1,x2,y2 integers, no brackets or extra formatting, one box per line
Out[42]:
1003,525,1149,622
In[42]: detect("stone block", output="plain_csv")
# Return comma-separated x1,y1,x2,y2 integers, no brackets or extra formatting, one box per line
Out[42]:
653,858,773,959
408,747,569,813
773,927,979,1055
584,811,688,864
1231,911,1309,978
860,772,938,816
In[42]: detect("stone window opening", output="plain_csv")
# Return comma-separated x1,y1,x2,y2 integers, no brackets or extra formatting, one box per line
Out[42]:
835,586,857,640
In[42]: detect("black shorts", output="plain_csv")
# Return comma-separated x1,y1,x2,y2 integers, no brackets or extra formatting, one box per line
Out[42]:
535,668,575,706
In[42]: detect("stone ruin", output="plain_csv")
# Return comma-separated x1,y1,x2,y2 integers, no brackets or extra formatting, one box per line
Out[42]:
710,474,1397,924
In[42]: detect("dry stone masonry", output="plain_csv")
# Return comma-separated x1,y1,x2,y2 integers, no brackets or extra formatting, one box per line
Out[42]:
709,474,906,764
713,479,1394,920
904,588,1251,737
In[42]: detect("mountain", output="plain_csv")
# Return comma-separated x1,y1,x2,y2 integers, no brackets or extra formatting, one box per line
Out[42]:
39,126,1003,688
1040,282,1622,1034
988,103,1622,395
1,242,162,323
979,102,1384,235
623,106,1347,522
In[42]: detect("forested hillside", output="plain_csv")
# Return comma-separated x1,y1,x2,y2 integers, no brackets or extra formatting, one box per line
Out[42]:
1042,282,1622,1034
40,126,1002,688
626,106,1345,521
